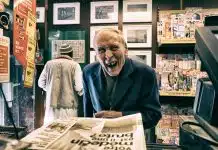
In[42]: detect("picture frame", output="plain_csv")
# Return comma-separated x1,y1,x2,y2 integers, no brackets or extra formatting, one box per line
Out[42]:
90,51,97,63
89,50,152,67
123,24,152,48
90,1,118,23
123,0,152,22
128,50,152,66
53,2,80,25
36,7,45,23
51,40,85,63
90,25,118,48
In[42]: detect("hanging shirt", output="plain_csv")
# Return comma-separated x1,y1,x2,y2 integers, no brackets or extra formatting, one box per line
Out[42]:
38,55,83,125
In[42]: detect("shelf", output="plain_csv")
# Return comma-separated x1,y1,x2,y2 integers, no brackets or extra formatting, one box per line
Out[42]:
159,39,195,45
158,42,195,47
157,42,196,53
159,90,195,97
159,94,195,106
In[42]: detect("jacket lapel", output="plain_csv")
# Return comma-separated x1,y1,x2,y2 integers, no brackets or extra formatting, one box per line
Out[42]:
111,58,133,108
92,64,108,108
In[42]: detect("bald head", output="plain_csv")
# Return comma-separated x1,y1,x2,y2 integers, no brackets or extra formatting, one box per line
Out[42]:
93,28,127,50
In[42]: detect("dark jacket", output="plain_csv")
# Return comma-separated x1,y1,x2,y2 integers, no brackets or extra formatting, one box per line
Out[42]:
82,58,162,129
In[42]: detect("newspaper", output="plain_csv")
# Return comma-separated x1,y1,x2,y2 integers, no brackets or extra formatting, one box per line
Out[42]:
21,113,146,150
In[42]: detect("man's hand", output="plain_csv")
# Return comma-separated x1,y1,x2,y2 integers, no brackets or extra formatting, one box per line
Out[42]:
94,111,122,118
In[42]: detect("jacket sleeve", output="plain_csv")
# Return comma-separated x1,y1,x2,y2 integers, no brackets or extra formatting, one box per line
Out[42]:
122,70,162,129
82,70,94,117
38,64,47,91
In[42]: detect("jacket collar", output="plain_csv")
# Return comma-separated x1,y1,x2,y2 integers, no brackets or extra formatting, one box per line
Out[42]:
93,58,134,79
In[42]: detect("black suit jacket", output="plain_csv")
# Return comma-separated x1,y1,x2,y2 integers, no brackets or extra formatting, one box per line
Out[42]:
82,58,162,129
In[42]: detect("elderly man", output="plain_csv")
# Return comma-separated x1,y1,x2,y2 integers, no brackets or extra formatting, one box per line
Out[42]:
38,43,83,125
83,28,161,129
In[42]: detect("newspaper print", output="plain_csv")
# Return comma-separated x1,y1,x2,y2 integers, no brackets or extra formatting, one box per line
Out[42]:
21,119,77,149
21,113,146,150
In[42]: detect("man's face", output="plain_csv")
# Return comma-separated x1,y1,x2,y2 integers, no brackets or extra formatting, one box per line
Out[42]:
94,30,127,76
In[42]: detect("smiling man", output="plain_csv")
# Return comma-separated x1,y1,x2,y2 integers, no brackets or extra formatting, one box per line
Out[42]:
82,28,161,129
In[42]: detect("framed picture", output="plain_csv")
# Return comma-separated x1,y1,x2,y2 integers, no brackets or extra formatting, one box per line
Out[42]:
90,51,97,63
128,50,152,66
53,2,80,25
36,7,45,23
89,50,152,67
123,0,152,22
90,1,118,23
123,24,152,48
51,40,85,63
90,25,118,48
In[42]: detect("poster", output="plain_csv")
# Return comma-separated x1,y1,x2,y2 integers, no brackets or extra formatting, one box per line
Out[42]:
0,36,9,83
13,0,36,87
26,34,36,63
13,0,36,67
24,61,35,87
0,0,9,6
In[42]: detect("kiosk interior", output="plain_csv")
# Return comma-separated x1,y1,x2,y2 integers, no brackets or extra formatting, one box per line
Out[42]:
180,26,218,149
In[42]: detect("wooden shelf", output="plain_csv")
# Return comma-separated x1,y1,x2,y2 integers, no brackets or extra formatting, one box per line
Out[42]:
159,39,195,45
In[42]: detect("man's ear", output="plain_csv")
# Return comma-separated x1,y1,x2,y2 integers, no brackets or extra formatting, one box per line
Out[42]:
124,49,128,56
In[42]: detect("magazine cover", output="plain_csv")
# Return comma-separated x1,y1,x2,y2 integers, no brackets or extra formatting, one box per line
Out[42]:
156,54,207,96
157,7,218,43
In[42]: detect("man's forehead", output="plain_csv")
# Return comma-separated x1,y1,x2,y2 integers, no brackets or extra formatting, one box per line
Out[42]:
95,30,122,43
97,30,119,38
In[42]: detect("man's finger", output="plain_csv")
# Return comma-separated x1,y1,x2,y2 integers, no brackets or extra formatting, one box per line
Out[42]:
94,111,105,118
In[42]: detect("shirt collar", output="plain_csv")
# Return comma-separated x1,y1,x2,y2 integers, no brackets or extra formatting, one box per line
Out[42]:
56,55,72,60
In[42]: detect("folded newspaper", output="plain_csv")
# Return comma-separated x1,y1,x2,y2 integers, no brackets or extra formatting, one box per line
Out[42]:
21,113,146,150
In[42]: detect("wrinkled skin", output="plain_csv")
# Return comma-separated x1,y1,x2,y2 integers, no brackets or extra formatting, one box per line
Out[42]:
94,30,127,76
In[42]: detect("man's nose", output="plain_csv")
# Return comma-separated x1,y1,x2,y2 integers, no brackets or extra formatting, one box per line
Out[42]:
105,49,113,59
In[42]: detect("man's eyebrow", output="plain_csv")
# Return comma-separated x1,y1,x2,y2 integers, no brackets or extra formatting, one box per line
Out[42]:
97,46,105,49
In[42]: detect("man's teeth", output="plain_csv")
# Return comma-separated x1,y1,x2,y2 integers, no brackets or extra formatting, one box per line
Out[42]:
107,61,117,67
110,62,116,65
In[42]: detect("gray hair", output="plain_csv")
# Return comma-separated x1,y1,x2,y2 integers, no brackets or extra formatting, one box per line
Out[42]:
93,28,128,49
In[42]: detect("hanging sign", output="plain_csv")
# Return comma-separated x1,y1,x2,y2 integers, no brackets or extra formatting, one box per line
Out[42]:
0,0,9,6
0,2,5,11
26,11,36,63
13,0,36,67
24,11,36,87
13,0,36,87
24,61,35,87
0,36,9,83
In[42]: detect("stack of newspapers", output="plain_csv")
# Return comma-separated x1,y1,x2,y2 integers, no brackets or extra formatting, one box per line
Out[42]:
21,113,146,150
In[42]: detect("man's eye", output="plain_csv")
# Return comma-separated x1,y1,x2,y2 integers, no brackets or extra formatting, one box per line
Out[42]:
98,48,106,53
111,46,119,51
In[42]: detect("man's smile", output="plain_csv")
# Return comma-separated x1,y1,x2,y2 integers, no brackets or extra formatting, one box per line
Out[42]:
105,61,117,68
